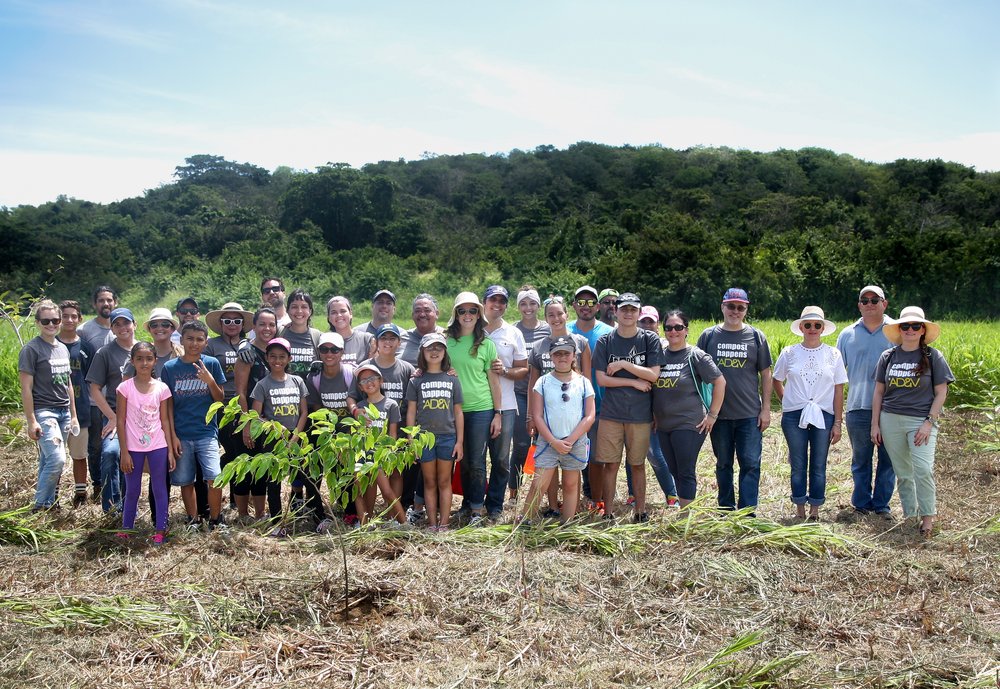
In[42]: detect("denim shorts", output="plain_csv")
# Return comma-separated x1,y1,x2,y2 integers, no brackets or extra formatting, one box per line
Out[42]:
534,436,589,471
419,433,457,463
171,437,222,485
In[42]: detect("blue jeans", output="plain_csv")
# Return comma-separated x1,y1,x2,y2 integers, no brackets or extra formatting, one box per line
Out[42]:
710,417,762,510
509,392,530,491
781,409,833,506
100,431,123,513
485,409,515,514
846,409,895,512
625,431,677,500
33,407,70,508
459,410,493,512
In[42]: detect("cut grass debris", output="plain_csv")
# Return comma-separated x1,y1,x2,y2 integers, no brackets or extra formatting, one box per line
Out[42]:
0,507,74,550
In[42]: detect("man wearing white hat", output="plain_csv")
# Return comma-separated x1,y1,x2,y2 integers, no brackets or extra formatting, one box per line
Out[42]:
836,285,895,516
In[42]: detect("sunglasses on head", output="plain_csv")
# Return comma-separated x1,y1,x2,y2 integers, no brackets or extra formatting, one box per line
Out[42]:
149,321,173,329
318,345,343,354
899,323,923,332
801,322,824,331
38,318,61,326
724,303,747,312
575,299,597,307
261,286,282,294
663,324,686,332
177,308,199,315
456,307,479,316
220,318,243,326
859,297,882,305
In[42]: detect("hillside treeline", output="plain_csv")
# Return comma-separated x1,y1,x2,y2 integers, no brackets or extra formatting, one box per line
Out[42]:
2,144,998,320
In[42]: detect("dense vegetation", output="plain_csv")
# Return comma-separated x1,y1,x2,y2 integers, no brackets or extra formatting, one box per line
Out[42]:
2,145,998,319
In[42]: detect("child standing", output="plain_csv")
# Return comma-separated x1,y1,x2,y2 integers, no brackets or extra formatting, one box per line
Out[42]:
352,363,407,525
521,336,596,523
404,333,464,531
116,342,174,544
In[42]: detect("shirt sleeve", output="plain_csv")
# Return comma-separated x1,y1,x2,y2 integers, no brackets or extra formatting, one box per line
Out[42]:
17,345,36,375
773,348,789,382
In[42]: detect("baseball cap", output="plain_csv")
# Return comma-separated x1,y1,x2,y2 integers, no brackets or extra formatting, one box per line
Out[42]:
483,285,509,301
598,288,620,302
375,323,402,339
858,285,885,300
110,307,135,324
175,297,199,311
265,337,292,355
356,363,382,378
616,293,641,308
574,285,599,300
420,332,448,348
373,289,396,303
549,335,577,353
722,288,750,304
318,332,345,349
639,306,660,323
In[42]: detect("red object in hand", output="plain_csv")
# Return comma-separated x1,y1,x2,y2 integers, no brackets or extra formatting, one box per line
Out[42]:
523,442,536,476
452,460,463,496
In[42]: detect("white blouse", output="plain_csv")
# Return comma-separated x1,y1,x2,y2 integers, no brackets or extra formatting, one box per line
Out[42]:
773,343,848,429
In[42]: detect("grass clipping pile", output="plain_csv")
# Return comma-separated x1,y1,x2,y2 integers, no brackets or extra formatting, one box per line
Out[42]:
1,412,998,688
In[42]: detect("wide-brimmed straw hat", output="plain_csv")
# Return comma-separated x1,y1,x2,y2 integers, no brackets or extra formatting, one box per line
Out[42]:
205,302,254,335
447,291,488,327
790,306,837,337
883,306,940,345
144,307,178,332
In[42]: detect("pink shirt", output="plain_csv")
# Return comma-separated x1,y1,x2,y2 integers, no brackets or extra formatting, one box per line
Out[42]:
117,378,172,452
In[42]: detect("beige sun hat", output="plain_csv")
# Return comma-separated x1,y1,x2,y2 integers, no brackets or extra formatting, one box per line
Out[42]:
447,291,488,327
883,306,940,345
205,302,254,335
144,307,179,332
790,306,837,337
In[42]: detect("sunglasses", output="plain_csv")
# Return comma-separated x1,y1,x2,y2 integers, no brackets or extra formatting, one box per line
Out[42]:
801,322,824,331
859,297,882,306
599,300,617,306
319,345,343,354
560,381,570,403
663,324,686,332
177,308,199,315
359,376,381,385
149,321,174,329
456,307,479,316
38,318,61,326
899,323,923,332
574,299,597,307
261,286,283,294
724,303,747,312
220,318,243,326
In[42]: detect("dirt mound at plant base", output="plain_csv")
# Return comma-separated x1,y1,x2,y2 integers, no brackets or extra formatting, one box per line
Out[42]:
0,412,997,688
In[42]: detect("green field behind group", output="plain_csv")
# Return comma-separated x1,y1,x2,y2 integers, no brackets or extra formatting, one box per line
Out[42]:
1,310,998,415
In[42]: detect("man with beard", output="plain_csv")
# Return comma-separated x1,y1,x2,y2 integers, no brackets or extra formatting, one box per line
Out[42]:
78,285,117,502
260,277,291,329
597,288,619,328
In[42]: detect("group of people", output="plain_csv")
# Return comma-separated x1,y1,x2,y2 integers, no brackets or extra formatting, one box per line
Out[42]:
17,277,953,540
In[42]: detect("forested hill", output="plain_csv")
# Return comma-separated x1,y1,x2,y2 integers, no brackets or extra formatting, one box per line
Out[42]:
2,144,998,320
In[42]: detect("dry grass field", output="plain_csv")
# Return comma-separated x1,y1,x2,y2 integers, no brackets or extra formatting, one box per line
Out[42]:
1,410,998,689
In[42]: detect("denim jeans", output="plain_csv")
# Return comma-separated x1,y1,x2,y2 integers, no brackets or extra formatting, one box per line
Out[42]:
459,410,493,512
33,407,70,508
100,431,123,513
846,409,895,512
710,417,762,510
485,410,515,514
781,409,833,506
87,405,103,487
509,391,530,491
625,431,677,500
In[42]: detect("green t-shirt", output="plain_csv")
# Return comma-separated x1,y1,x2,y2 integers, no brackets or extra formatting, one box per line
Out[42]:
447,334,497,412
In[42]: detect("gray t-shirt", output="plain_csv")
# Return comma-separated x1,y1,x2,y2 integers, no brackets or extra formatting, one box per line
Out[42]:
398,326,445,367
341,328,374,368
696,325,772,420
18,336,72,408
306,365,355,419
204,336,241,399
350,357,415,408
404,370,464,435
86,340,132,410
875,346,954,417
515,321,551,396
251,374,309,432
528,333,588,379
653,345,722,432
278,326,320,378
593,329,663,424
362,396,401,432
78,319,113,354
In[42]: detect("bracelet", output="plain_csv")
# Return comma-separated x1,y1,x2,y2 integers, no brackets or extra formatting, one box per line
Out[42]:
707,411,718,419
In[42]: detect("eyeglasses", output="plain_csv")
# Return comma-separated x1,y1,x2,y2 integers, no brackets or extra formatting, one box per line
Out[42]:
560,381,570,403
318,345,343,354
177,308,199,315
575,299,598,307
456,307,479,316
663,324,686,332
801,322,824,331
149,321,173,329
859,297,882,305
359,376,380,385
220,318,243,326
38,318,61,326
724,303,747,312
899,323,923,332
599,300,617,307
261,286,283,294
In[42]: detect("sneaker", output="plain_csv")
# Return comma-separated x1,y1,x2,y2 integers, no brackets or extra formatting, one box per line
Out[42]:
289,495,306,514
315,518,335,534
595,501,606,517
185,517,203,533
406,506,426,526
634,512,650,523
487,512,503,522
343,514,359,528
72,491,87,508
152,533,167,546
541,509,561,519
666,496,679,508
268,525,289,538
209,517,228,532
468,514,486,527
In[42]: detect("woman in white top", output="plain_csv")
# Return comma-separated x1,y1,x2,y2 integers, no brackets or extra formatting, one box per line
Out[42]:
773,306,848,521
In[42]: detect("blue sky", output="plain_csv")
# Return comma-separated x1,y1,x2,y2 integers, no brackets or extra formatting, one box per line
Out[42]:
1,0,997,207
